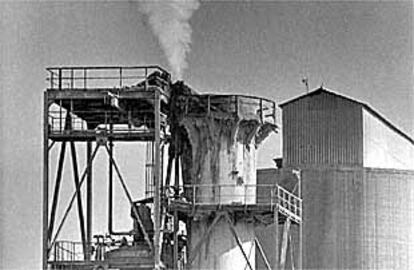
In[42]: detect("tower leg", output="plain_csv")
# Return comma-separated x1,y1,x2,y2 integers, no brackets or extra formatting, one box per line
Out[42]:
43,93,49,270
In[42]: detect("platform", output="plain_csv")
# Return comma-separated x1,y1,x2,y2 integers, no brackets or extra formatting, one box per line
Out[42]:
46,66,170,142
165,184,302,226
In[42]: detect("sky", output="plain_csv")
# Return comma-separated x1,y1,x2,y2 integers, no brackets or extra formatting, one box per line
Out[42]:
0,1,413,269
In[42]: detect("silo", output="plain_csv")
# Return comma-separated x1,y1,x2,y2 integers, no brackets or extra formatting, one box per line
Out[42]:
171,90,276,269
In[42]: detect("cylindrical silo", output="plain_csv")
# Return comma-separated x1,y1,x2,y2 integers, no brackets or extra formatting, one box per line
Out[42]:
174,94,276,269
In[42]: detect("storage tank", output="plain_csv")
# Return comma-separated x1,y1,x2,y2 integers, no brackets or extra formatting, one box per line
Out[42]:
170,84,276,269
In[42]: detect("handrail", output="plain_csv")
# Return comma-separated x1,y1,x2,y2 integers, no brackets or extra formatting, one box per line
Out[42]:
46,65,169,74
46,65,171,91
50,239,138,262
179,94,276,124
165,184,302,203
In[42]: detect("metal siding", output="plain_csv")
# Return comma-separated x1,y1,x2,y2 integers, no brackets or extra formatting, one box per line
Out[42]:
363,109,414,170
300,167,414,269
301,168,364,269
362,168,414,269
282,91,363,167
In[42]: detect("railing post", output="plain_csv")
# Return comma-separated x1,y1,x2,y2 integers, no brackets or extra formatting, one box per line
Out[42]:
71,69,74,89
235,95,239,116
119,67,123,87
83,68,87,89
50,72,54,89
58,68,62,90
145,68,148,91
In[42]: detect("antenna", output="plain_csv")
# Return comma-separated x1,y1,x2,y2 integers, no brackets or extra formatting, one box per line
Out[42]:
302,77,309,93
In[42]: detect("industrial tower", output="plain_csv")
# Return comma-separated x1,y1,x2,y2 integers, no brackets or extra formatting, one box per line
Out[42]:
43,65,302,270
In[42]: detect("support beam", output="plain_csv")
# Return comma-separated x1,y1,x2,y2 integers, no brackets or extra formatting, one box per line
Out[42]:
243,240,255,270
104,145,153,252
43,93,49,270
86,141,93,260
48,142,67,241
107,140,130,235
153,90,162,269
223,213,254,270
255,237,272,270
48,141,56,151
174,155,180,189
164,155,174,187
70,141,87,259
173,210,179,270
274,194,279,270
173,154,180,270
188,212,224,264
289,233,295,270
50,144,100,250
280,219,291,270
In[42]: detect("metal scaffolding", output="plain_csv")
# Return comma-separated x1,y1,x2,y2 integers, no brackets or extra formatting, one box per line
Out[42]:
42,65,302,270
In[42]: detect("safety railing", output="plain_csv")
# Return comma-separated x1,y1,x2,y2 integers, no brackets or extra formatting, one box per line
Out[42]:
165,184,302,222
180,94,276,124
50,241,86,262
46,66,170,91
277,185,302,223
50,239,137,262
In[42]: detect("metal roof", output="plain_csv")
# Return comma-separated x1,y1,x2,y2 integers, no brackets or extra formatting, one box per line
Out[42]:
279,87,414,145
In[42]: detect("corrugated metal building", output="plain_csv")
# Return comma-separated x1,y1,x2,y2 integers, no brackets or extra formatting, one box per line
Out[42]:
278,88,414,269
257,88,414,269
279,88,414,170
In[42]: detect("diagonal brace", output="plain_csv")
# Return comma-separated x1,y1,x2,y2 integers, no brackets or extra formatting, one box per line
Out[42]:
188,212,225,265
49,144,100,253
223,212,254,270
255,237,272,270
70,141,87,259
104,144,153,253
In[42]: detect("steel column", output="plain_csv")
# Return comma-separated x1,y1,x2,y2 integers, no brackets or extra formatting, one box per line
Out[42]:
154,90,162,269
70,141,87,259
48,142,67,241
43,93,49,270
275,188,279,270
86,141,92,260
173,210,179,270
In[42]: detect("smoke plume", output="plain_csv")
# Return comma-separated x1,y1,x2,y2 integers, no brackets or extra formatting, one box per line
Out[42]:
139,0,200,79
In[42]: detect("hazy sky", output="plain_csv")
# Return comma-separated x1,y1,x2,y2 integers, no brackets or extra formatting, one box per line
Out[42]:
1,1,412,269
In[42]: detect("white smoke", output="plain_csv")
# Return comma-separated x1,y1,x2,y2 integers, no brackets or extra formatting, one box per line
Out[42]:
138,0,200,79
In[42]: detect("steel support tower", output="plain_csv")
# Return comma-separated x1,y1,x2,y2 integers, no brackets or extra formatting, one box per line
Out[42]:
43,66,169,270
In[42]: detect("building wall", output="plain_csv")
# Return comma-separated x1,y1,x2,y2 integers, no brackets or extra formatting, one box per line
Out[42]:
300,167,414,270
362,168,414,269
301,168,364,269
282,92,363,168
363,109,414,170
